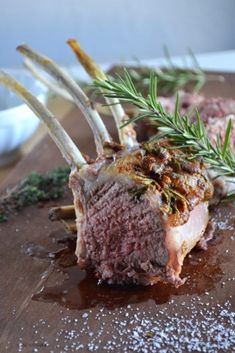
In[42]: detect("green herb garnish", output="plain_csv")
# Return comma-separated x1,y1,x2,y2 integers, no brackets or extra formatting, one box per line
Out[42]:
94,70,235,180
0,167,70,223
115,48,212,95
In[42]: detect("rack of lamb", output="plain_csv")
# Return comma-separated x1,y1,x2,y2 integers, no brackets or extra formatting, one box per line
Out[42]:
0,43,217,287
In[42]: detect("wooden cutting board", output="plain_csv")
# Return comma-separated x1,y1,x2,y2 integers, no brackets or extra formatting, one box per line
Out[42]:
0,72,235,353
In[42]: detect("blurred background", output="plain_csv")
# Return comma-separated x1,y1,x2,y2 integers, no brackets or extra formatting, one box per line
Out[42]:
0,0,235,178
0,0,235,68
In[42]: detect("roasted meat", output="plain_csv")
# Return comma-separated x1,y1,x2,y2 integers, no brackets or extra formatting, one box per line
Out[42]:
195,97,235,154
157,90,204,116
145,92,235,153
137,92,235,201
0,44,215,287
137,91,205,141
71,143,212,286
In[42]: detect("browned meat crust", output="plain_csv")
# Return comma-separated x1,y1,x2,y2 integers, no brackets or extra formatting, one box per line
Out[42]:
70,142,213,286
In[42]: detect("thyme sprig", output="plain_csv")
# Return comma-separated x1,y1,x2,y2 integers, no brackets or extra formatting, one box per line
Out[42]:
0,167,70,223
94,70,235,178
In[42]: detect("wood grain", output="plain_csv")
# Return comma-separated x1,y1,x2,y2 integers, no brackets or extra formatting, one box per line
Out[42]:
0,72,234,353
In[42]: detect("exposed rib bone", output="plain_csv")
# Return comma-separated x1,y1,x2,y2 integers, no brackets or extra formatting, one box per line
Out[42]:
24,59,119,117
24,58,73,102
67,39,138,148
24,58,134,122
61,219,77,233
49,205,76,221
17,44,111,155
0,70,86,168
48,205,77,233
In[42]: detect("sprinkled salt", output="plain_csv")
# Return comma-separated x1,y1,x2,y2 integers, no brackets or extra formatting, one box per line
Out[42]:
82,312,89,318
12,297,235,353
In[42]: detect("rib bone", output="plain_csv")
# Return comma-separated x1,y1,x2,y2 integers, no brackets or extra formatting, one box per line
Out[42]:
24,58,130,128
49,205,76,221
17,44,111,155
61,219,77,234
24,59,118,118
0,70,86,168
24,58,73,102
67,39,138,148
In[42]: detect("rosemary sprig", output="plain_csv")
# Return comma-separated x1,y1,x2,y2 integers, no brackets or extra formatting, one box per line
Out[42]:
120,48,207,95
94,70,235,178
117,48,224,95
127,66,205,95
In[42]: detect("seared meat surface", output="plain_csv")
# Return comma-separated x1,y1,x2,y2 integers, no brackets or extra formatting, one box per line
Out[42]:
146,92,235,154
196,97,235,154
158,90,204,116
2,44,228,288
137,92,235,203
70,143,213,286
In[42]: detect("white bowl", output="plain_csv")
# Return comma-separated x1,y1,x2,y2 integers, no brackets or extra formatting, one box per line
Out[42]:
0,69,47,166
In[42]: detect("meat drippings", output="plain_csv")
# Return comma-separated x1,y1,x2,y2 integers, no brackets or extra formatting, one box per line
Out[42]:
30,206,233,311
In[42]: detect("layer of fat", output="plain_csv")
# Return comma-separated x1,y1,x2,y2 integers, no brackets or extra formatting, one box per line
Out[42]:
164,202,209,277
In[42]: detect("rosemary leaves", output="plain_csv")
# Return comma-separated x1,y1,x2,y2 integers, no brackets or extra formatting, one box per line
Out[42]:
94,70,235,179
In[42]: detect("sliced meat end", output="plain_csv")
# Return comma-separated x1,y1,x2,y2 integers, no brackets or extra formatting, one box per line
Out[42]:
73,172,209,287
